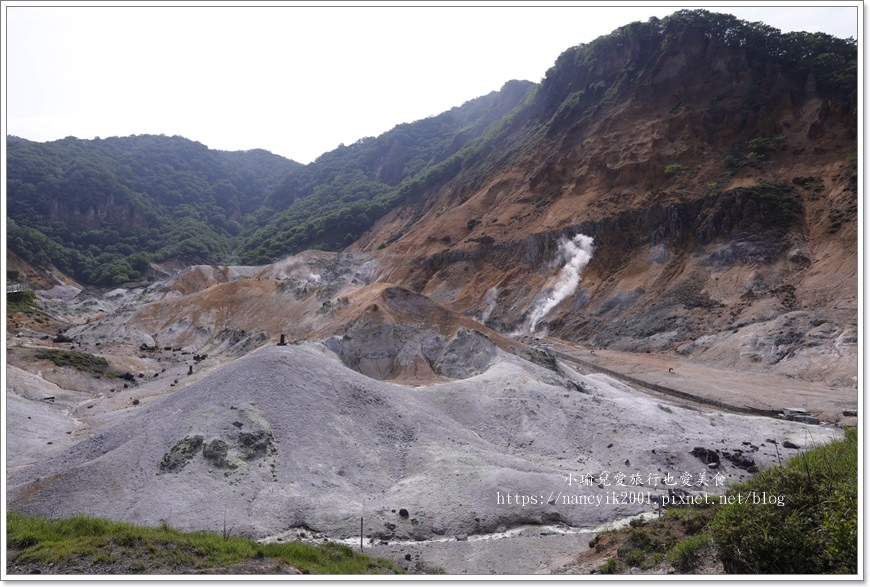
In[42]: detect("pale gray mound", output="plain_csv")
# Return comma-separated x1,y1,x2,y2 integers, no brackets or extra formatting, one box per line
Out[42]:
6,365,89,468
7,343,840,542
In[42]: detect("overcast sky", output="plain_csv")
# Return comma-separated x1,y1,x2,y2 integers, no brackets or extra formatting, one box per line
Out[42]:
4,2,861,164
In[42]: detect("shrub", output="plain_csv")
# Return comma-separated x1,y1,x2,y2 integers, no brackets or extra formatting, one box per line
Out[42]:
710,428,857,574
7,289,36,311
597,556,621,574
723,155,740,171
667,534,710,572
34,349,112,376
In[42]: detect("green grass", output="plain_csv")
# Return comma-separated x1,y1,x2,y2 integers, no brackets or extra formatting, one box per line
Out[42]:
667,533,712,572
664,163,684,176
7,289,37,311
7,513,403,575
34,349,113,376
590,428,857,574
710,427,857,574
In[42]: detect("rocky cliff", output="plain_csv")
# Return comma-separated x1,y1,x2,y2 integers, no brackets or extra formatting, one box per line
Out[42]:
351,12,857,386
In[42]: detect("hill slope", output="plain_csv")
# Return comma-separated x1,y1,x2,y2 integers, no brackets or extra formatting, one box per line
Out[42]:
350,10,857,383
6,81,535,283
5,10,858,575
7,134,302,285
8,341,834,541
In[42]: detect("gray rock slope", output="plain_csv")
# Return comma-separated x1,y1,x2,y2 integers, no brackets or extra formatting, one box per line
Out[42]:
7,343,838,540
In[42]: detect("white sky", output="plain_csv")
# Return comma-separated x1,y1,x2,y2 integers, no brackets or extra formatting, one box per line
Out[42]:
3,1,862,164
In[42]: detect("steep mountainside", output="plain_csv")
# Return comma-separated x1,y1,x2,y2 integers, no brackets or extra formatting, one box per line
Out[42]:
5,11,858,573
6,10,857,380
7,12,857,383
235,80,535,263
350,11,857,384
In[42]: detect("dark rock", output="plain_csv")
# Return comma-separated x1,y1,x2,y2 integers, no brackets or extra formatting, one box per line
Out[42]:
159,435,204,472
727,452,756,469
203,438,236,469
690,447,720,465
237,430,274,460
782,441,800,449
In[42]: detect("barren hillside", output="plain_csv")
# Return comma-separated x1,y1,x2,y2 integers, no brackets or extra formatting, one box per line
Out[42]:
5,10,858,576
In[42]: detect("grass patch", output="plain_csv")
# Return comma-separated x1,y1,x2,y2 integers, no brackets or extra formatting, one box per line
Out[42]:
591,428,857,574
7,513,402,574
7,289,37,311
667,533,712,572
664,163,684,177
710,427,857,574
34,349,113,376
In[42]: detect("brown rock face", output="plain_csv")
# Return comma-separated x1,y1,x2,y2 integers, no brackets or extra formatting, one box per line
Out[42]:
350,21,857,387
49,194,149,231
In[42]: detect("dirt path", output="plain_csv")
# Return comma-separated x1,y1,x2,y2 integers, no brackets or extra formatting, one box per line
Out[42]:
546,340,857,425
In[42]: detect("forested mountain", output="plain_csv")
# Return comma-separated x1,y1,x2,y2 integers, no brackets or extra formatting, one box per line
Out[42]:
236,79,535,263
6,9,856,287
7,80,535,283
7,134,302,284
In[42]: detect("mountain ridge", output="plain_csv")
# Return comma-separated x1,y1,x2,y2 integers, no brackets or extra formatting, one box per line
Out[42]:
6,8,858,381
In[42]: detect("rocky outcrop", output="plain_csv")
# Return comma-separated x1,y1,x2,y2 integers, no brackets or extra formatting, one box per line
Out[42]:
49,194,149,231
325,320,497,382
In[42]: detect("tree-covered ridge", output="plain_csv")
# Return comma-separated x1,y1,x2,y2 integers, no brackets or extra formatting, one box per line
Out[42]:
6,81,536,280
7,134,302,285
236,80,535,263
539,9,856,116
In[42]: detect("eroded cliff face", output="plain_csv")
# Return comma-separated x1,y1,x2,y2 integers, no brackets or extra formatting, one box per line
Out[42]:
49,193,149,231
353,20,857,386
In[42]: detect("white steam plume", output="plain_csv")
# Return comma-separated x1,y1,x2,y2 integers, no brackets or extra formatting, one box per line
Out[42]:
477,286,500,325
528,234,594,333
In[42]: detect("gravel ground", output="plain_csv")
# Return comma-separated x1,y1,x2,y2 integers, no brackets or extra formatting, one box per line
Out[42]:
8,342,839,561
363,527,599,575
